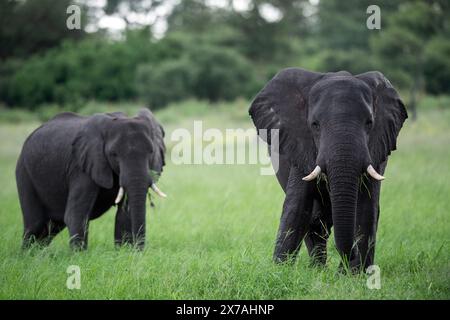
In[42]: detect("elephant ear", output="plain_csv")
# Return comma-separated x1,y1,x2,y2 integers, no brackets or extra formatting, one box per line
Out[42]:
356,71,408,166
137,109,166,174
72,114,113,189
249,68,324,169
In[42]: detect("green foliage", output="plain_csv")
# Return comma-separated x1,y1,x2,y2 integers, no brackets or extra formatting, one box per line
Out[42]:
136,46,258,108
317,0,449,96
0,106,36,123
136,58,196,108
317,0,375,51
424,37,450,94
188,46,258,102
369,1,449,93
5,32,157,109
1,0,449,110
0,0,84,59
318,49,376,75
417,95,450,111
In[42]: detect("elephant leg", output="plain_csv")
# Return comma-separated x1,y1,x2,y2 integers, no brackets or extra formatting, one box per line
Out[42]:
114,198,133,246
273,166,314,263
22,218,65,248
22,219,49,249
351,178,381,272
17,167,49,248
64,175,98,250
305,200,332,266
40,220,66,246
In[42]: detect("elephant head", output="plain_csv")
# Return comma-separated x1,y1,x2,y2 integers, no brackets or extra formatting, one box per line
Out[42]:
73,108,166,245
249,68,407,263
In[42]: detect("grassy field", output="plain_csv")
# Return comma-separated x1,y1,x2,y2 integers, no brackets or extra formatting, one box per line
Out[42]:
0,100,449,299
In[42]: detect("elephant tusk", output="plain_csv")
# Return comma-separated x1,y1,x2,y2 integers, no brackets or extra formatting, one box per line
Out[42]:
367,165,385,181
302,165,321,181
115,186,124,204
151,183,167,198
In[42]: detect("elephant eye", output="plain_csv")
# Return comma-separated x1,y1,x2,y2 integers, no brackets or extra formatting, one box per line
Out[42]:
366,119,374,129
311,121,320,130
111,151,118,157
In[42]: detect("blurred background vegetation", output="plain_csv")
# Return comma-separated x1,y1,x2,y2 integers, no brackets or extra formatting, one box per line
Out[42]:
0,0,449,119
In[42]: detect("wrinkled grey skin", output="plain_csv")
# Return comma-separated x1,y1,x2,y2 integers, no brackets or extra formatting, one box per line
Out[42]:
249,68,407,272
16,109,165,250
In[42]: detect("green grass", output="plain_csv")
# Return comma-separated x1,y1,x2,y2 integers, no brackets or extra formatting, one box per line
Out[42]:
0,100,449,299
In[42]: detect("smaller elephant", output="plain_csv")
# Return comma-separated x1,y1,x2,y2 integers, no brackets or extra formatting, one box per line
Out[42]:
16,109,166,250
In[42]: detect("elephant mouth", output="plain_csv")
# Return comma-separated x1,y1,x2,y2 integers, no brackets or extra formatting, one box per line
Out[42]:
113,165,166,205
114,182,167,204
302,164,385,182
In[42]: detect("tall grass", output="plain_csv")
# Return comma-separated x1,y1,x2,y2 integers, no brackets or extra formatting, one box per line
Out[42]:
0,100,449,299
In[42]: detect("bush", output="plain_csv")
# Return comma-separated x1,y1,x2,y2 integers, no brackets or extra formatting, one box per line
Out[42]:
0,106,36,123
318,49,376,74
34,104,65,122
136,46,258,108
188,46,257,102
136,58,196,109
4,32,157,109
3,32,260,110
424,37,450,94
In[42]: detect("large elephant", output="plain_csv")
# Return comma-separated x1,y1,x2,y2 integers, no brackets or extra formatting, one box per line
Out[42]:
16,109,166,250
249,68,407,271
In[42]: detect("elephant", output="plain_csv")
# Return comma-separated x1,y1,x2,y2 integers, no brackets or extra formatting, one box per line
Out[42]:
249,68,407,272
16,108,166,250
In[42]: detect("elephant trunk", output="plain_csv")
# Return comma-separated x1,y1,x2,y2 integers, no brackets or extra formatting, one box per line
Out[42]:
327,158,359,264
127,180,148,249
320,122,369,268
118,162,151,249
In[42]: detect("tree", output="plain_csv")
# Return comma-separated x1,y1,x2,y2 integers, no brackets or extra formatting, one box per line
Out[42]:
0,0,84,60
370,1,448,119
314,0,405,73
226,0,310,64
102,0,164,29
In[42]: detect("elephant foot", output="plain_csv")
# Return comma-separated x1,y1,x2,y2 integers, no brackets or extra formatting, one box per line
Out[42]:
337,261,365,275
69,238,88,251
114,238,144,251
309,257,327,268
273,251,298,265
